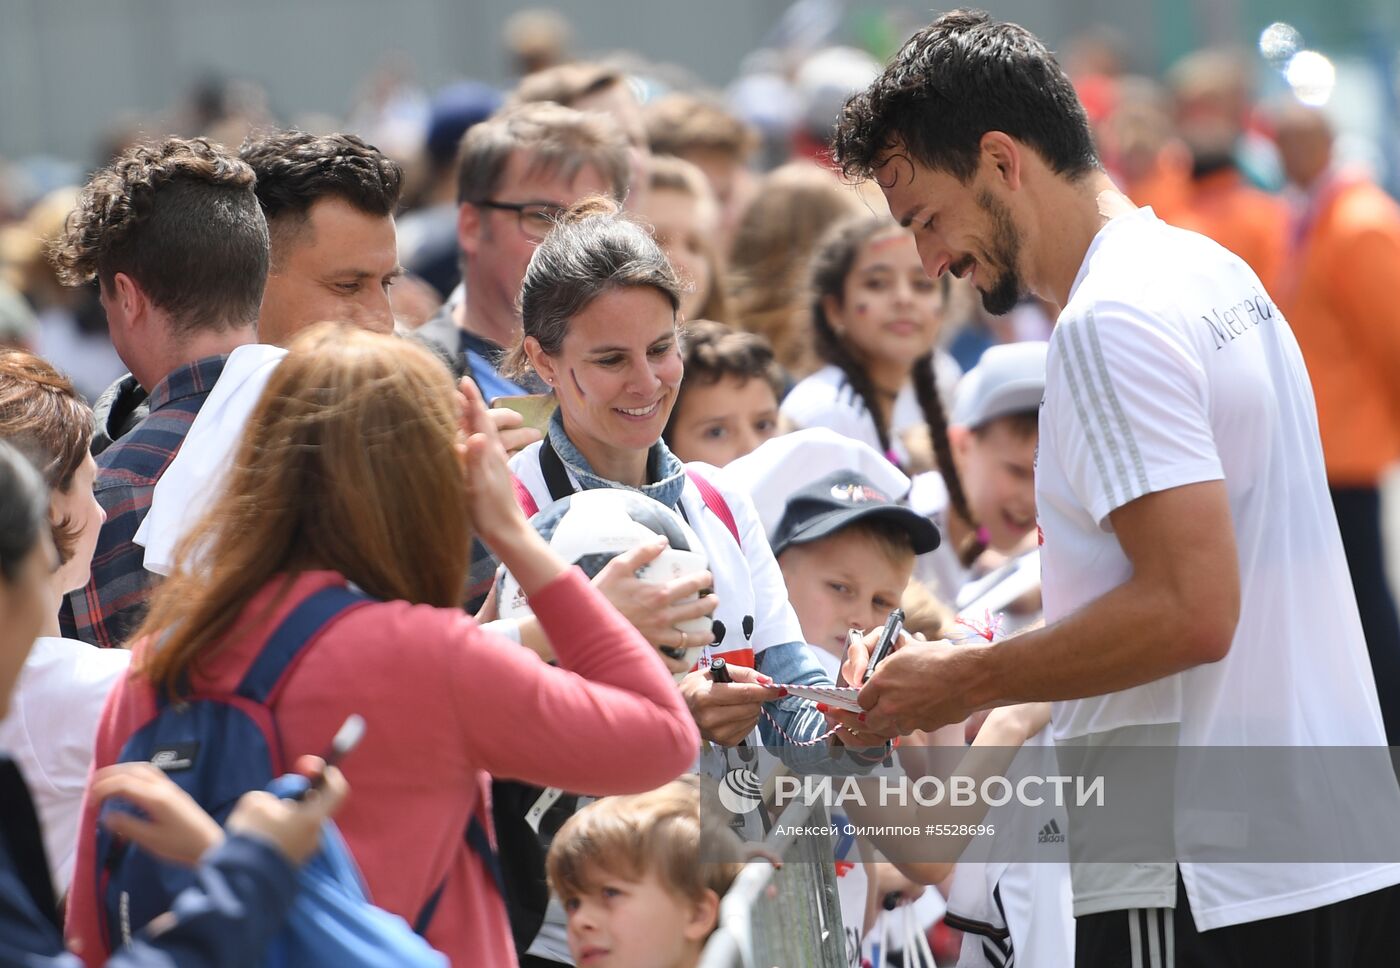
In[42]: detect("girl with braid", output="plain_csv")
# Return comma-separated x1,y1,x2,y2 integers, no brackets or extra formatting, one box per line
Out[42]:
780,215,953,470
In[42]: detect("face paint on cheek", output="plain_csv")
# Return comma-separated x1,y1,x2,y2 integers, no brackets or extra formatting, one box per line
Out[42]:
570,368,587,399
855,303,869,315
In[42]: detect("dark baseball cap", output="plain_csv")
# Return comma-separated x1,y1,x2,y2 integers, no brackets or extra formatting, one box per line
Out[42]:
770,470,941,557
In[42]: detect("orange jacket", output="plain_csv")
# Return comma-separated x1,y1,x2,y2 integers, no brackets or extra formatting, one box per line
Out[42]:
1277,176,1400,485
1156,168,1288,294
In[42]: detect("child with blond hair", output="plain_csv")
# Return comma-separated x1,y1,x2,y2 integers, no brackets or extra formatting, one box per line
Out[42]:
547,779,744,968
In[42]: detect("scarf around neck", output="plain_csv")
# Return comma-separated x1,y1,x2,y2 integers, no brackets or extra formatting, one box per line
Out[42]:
546,408,687,510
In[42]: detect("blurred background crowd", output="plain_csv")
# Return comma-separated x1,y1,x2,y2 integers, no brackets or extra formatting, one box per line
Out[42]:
5,0,1400,576
1,0,1396,392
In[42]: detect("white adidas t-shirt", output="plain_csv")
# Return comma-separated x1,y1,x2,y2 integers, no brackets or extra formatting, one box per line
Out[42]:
1036,207,1400,928
944,731,1074,968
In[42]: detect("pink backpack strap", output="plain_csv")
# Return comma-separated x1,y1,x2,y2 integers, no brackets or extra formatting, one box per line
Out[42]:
511,474,539,518
685,469,741,547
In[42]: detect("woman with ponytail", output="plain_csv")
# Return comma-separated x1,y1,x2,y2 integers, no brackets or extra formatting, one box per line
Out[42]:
497,196,859,966
499,195,834,753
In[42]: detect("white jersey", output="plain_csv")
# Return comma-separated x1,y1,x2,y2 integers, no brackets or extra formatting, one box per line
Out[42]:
512,445,806,964
944,731,1074,968
1036,207,1400,928
781,364,926,466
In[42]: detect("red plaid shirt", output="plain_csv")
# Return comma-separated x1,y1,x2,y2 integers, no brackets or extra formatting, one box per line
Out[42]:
60,355,229,648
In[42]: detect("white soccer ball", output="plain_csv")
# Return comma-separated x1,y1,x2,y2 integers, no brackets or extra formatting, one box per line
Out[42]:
497,489,713,676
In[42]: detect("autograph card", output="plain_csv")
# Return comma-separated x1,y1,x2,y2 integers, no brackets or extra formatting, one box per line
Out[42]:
779,684,863,713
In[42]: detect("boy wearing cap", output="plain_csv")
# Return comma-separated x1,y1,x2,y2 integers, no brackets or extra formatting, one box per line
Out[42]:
911,341,1047,605
771,469,941,678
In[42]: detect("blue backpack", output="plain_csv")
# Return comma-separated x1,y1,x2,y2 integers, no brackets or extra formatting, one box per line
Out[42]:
96,585,504,960
95,586,373,948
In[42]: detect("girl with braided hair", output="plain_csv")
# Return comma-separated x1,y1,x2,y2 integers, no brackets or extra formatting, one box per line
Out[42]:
780,215,953,469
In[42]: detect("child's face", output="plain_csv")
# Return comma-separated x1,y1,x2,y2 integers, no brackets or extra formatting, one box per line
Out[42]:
827,229,944,367
952,419,1038,551
667,375,780,467
564,871,716,968
778,528,914,661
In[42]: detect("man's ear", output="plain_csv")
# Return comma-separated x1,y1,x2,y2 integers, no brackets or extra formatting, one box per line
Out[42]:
980,132,1023,191
458,202,483,259
682,888,721,943
107,272,147,333
523,335,557,387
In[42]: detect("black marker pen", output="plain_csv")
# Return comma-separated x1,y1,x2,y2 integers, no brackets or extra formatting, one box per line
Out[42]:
862,608,905,684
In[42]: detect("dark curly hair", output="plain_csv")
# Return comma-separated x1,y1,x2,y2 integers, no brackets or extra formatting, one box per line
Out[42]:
663,319,781,445
832,9,1099,184
48,137,267,334
239,130,403,264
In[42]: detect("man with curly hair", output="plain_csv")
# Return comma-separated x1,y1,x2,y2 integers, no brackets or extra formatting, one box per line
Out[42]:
828,9,1400,965
54,137,265,648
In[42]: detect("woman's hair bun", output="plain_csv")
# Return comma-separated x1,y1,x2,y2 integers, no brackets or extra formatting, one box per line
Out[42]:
562,194,623,224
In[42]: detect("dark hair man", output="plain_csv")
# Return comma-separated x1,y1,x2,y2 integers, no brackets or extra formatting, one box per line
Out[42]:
128,131,408,581
240,130,404,345
51,138,265,647
829,10,1400,966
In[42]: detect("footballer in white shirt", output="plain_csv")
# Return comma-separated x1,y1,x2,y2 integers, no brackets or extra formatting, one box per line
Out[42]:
826,9,1400,966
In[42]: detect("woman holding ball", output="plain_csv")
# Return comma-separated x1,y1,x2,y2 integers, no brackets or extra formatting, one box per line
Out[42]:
502,196,838,750
494,196,861,967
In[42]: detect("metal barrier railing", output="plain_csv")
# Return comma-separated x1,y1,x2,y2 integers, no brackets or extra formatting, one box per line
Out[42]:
698,797,847,968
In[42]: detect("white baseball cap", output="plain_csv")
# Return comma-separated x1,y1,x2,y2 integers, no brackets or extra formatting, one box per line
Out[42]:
719,428,911,542
952,341,1049,429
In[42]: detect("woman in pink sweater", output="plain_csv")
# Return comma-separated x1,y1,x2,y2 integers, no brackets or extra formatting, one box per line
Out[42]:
67,325,700,967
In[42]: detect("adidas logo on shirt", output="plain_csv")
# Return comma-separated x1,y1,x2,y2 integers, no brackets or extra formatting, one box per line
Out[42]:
1038,818,1065,844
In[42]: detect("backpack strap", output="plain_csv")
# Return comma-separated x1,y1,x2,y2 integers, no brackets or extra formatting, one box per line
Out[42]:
511,474,539,519
414,813,504,935
236,585,370,703
685,469,741,547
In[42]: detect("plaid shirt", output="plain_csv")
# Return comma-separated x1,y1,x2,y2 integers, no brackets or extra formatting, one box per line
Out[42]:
60,355,229,647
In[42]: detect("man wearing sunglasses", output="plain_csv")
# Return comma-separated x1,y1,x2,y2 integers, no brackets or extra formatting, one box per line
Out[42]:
418,101,631,399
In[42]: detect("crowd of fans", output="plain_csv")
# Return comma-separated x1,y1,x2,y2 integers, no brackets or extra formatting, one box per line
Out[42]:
1,5,1398,968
